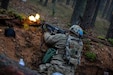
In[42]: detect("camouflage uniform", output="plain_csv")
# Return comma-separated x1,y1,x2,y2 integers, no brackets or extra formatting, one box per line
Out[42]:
39,54,75,75
44,32,67,54
39,31,83,75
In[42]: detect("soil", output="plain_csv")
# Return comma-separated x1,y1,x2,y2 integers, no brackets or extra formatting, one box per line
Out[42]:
0,26,47,70
0,0,113,75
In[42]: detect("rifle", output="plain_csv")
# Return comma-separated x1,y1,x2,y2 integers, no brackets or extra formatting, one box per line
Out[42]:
42,23,66,34
29,21,66,34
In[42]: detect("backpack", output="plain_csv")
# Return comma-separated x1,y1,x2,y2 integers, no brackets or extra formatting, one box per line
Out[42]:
42,48,57,63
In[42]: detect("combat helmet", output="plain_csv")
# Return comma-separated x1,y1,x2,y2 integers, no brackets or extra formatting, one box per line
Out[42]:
69,25,83,38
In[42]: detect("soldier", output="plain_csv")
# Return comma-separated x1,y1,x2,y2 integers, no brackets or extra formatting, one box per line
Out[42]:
39,25,83,75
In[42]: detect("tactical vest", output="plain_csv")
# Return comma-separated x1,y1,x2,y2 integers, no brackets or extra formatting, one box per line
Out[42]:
65,35,83,66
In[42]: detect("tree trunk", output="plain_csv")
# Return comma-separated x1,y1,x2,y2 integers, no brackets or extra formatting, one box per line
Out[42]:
72,0,76,8
39,0,43,3
70,0,86,25
104,0,112,19
101,0,110,18
44,0,48,6
57,0,63,3
106,7,113,21
1,0,9,10
51,0,57,3
105,0,113,21
98,0,107,16
51,0,57,16
66,0,71,5
91,0,101,27
80,0,99,30
106,14,113,39
39,0,43,2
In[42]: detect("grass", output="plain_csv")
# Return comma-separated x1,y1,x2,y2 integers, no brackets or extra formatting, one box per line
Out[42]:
85,51,97,62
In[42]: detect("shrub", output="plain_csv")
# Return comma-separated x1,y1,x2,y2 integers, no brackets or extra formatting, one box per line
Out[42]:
108,38,113,45
85,51,96,62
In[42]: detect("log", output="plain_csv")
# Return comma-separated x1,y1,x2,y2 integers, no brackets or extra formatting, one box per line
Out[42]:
0,14,23,27
0,54,41,75
0,14,14,19
83,34,113,46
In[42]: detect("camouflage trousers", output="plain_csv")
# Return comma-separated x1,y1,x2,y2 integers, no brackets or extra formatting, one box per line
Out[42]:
39,54,75,75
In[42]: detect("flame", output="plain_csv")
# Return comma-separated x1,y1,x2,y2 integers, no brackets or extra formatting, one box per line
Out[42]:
28,14,40,22
35,14,40,20
29,15,36,22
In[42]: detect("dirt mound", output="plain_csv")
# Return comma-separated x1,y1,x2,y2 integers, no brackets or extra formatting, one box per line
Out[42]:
77,39,113,75
0,26,47,70
0,25,113,75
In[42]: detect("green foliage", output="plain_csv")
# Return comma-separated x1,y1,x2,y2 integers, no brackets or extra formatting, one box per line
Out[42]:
83,30,87,34
97,36,105,40
0,9,6,14
85,51,96,62
0,9,14,16
14,13,26,20
0,9,26,20
108,38,113,45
